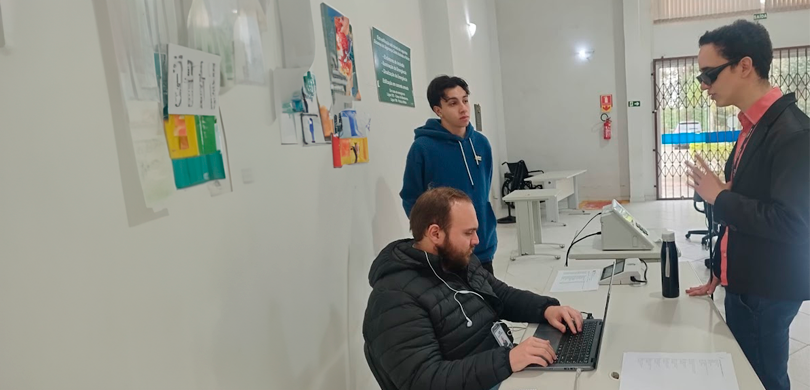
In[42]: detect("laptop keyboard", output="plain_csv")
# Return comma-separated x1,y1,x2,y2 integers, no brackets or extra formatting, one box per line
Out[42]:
555,321,598,364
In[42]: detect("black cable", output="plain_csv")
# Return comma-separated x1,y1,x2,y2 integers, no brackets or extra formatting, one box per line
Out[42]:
565,232,602,267
564,212,603,267
572,212,602,244
565,211,602,267
630,259,649,284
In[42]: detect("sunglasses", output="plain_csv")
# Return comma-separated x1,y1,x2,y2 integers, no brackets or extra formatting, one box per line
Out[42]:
696,59,741,86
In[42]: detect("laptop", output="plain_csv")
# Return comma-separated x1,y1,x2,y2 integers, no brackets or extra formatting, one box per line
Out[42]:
527,260,615,371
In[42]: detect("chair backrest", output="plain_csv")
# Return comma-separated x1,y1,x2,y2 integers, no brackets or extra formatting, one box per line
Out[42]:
504,160,530,192
364,343,398,390
692,191,706,214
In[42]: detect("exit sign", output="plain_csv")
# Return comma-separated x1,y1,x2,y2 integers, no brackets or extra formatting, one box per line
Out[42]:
628,101,641,107
754,12,767,20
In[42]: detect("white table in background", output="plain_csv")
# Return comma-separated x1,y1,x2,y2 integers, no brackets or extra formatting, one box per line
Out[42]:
499,262,764,390
527,170,588,222
503,189,566,261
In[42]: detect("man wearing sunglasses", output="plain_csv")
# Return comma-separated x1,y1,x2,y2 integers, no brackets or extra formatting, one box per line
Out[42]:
685,20,809,390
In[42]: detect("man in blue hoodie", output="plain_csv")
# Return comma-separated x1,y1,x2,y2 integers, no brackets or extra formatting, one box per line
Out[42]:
400,75,499,274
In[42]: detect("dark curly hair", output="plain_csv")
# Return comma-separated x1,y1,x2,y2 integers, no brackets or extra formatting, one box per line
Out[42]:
699,20,773,80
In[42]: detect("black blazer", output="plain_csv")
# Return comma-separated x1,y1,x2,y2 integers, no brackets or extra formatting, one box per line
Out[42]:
711,92,810,301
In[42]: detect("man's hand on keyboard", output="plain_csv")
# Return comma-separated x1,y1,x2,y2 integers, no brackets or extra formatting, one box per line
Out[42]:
544,306,584,334
509,337,557,371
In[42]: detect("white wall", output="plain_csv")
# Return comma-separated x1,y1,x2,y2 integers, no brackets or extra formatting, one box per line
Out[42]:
0,0,446,389
624,0,656,202
496,0,631,201
653,9,810,59
446,0,510,211
418,0,509,214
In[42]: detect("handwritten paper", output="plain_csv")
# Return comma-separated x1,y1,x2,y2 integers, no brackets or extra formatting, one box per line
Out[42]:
550,269,600,292
620,353,740,390
167,44,221,116
127,101,175,210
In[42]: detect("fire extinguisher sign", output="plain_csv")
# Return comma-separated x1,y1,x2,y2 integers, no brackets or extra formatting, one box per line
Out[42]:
600,94,613,113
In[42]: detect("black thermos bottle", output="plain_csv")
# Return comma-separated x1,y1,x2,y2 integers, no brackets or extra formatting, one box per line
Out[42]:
661,230,680,298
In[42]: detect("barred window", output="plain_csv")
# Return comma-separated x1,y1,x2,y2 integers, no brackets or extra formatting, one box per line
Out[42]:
653,0,810,23
653,46,809,199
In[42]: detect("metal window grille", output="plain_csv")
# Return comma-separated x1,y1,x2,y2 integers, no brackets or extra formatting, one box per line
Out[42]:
653,46,810,200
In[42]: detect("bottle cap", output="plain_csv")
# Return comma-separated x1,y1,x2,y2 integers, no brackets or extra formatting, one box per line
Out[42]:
662,230,676,242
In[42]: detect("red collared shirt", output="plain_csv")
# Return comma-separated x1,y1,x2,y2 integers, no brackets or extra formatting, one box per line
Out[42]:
719,87,783,286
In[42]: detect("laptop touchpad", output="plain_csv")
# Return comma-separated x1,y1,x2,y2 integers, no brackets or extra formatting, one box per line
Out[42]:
532,326,563,348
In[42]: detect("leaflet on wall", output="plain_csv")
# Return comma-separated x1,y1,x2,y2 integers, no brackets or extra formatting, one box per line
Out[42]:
275,68,331,145
167,44,222,116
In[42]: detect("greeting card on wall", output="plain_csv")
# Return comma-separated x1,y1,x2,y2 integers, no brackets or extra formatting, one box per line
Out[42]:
167,44,221,116
320,3,361,103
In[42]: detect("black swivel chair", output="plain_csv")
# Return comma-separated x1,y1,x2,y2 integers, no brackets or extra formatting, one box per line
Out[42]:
364,343,397,390
498,161,543,224
685,192,718,268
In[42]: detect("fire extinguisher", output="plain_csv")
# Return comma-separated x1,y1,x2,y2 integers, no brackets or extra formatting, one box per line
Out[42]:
601,113,612,140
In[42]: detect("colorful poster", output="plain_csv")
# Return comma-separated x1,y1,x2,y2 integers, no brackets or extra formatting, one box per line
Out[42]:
164,115,200,159
371,28,415,107
332,109,370,168
320,3,361,102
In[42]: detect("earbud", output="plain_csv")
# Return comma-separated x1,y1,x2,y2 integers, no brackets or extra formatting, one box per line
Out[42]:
466,319,473,328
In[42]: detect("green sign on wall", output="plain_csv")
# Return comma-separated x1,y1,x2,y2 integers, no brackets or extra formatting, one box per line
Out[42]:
371,28,415,107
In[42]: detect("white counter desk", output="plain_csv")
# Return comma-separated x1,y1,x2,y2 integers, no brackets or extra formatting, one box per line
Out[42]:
499,262,763,390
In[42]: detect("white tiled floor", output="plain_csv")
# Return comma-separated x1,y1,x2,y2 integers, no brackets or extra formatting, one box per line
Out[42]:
492,200,809,386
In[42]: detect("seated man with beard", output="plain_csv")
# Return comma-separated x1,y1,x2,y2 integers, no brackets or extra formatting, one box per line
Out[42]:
363,187,584,390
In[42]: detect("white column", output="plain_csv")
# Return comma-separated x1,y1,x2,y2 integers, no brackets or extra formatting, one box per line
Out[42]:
623,0,656,202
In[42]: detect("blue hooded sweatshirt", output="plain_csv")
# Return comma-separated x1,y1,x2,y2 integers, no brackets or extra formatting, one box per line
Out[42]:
400,119,497,262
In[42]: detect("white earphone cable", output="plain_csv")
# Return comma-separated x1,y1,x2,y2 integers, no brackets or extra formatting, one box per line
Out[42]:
423,251,484,327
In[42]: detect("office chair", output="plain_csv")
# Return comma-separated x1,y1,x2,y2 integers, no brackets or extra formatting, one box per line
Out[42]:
498,161,543,224
364,343,398,390
685,192,718,268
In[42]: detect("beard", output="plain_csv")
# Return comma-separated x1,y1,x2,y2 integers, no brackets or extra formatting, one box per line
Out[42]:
437,238,473,272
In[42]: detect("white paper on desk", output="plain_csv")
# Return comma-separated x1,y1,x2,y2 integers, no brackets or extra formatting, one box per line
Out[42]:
550,269,600,292
620,352,740,390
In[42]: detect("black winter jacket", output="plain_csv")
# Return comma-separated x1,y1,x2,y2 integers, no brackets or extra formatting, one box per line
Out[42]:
363,239,560,390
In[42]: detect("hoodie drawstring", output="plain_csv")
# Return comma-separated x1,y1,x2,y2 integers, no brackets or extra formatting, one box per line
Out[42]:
469,139,480,166
458,141,475,187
